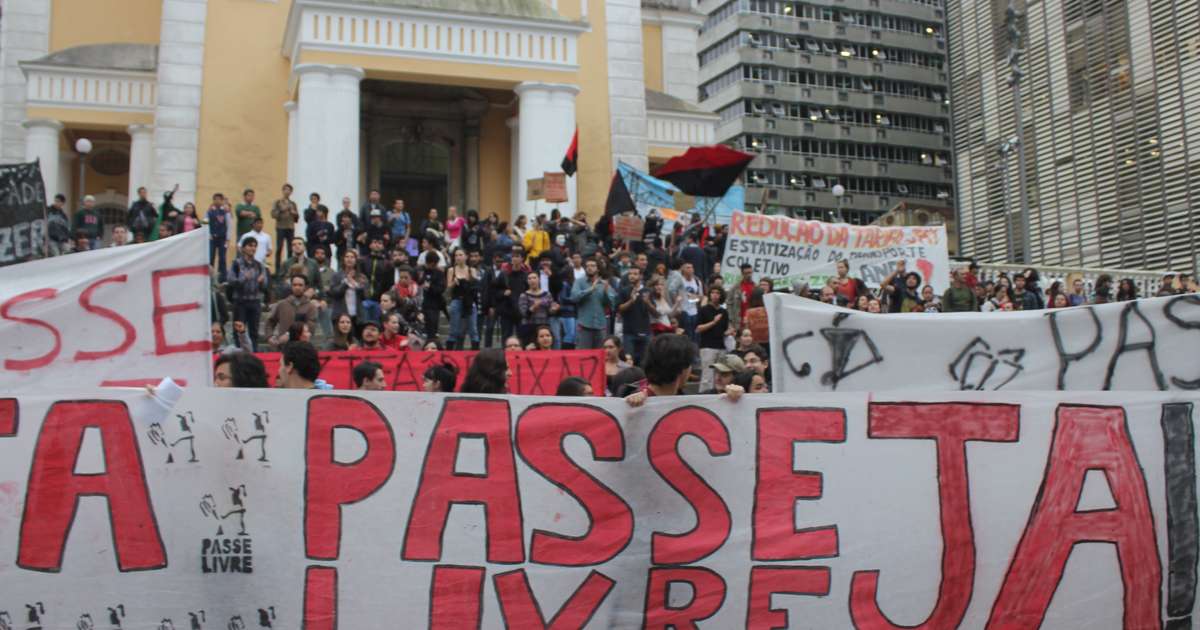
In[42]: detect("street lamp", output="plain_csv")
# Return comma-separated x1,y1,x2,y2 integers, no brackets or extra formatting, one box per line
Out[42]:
75,137,92,208
831,183,846,223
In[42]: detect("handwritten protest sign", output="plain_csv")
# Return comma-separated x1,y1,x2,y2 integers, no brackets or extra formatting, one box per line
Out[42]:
0,229,211,389
723,210,951,293
543,172,568,204
253,349,604,395
0,388,1196,628
0,160,47,265
765,292,1200,393
526,178,544,201
612,215,645,242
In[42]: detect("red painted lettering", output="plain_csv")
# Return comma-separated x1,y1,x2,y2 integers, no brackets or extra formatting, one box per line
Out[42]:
305,396,396,560
746,566,830,629
648,406,732,565
517,403,632,566
403,399,524,563
429,565,485,629
643,567,727,630
303,565,337,630
18,400,165,571
1,288,60,371
494,569,616,629
987,405,1162,629
74,275,136,361
0,398,15,436
850,402,1020,629
151,265,210,355
753,408,845,560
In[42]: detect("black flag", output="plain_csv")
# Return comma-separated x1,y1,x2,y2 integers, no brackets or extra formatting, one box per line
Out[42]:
603,171,635,217
0,160,47,265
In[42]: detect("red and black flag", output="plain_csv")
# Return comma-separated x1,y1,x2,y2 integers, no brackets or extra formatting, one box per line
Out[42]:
604,171,635,217
561,128,579,177
652,144,755,198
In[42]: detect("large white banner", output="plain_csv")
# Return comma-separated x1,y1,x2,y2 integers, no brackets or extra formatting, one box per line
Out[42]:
766,292,1200,393
0,388,1197,629
0,230,211,390
722,210,952,292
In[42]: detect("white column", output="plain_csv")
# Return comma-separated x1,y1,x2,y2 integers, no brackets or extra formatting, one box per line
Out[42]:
127,124,155,204
507,116,520,216
293,64,363,237
22,119,62,200
284,101,298,185
465,124,480,212
661,15,704,104
58,150,74,208
515,82,579,219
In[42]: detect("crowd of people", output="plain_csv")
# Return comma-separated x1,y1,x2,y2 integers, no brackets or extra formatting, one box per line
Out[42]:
43,180,1197,400
808,259,1196,314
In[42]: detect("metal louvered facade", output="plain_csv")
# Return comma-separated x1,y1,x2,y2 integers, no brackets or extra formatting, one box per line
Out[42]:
698,0,956,225
947,0,1200,269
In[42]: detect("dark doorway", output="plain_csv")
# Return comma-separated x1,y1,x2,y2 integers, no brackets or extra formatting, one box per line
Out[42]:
379,141,450,219
381,174,446,219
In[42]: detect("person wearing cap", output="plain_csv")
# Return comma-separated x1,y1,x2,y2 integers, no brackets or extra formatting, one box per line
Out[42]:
701,353,745,395
358,319,384,351
363,208,391,252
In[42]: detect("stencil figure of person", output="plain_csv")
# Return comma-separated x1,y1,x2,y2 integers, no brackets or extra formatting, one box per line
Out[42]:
256,607,275,628
226,616,245,630
0,610,12,630
171,412,198,463
26,602,45,628
76,613,94,630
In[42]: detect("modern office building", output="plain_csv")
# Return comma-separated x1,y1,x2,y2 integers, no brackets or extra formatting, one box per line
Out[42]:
698,0,955,225
947,0,1200,270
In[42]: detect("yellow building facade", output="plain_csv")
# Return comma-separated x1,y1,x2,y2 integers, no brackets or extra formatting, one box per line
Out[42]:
0,0,716,240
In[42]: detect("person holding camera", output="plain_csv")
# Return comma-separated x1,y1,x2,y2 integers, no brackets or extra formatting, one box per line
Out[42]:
618,266,654,365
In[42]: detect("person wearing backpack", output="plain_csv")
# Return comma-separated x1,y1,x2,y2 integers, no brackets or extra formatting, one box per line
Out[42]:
46,193,71,255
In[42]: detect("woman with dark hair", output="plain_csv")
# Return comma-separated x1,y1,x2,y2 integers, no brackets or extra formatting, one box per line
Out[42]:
460,348,509,394
1044,280,1064,308
555,376,593,397
1116,278,1139,301
423,362,459,393
732,369,769,394
286,321,313,345
518,271,554,346
326,313,357,351
530,324,554,351
603,336,631,395
176,202,202,233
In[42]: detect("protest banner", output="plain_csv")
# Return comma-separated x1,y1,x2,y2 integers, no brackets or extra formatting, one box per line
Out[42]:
253,349,604,395
612,215,645,242
543,172,568,204
0,229,211,389
723,210,951,293
765,292,1200,393
0,160,47,265
526,178,544,201
0,388,1196,628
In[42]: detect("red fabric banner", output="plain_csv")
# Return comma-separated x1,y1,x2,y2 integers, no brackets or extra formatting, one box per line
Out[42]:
253,350,605,395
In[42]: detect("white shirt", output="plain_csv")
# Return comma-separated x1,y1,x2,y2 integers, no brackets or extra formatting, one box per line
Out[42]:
248,229,271,263
681,276,702,316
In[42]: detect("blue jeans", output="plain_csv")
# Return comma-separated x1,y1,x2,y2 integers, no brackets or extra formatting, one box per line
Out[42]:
448,299,479,346
552,315,577,349
679,312,699,342
624,333,649,366
360,300,382,325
